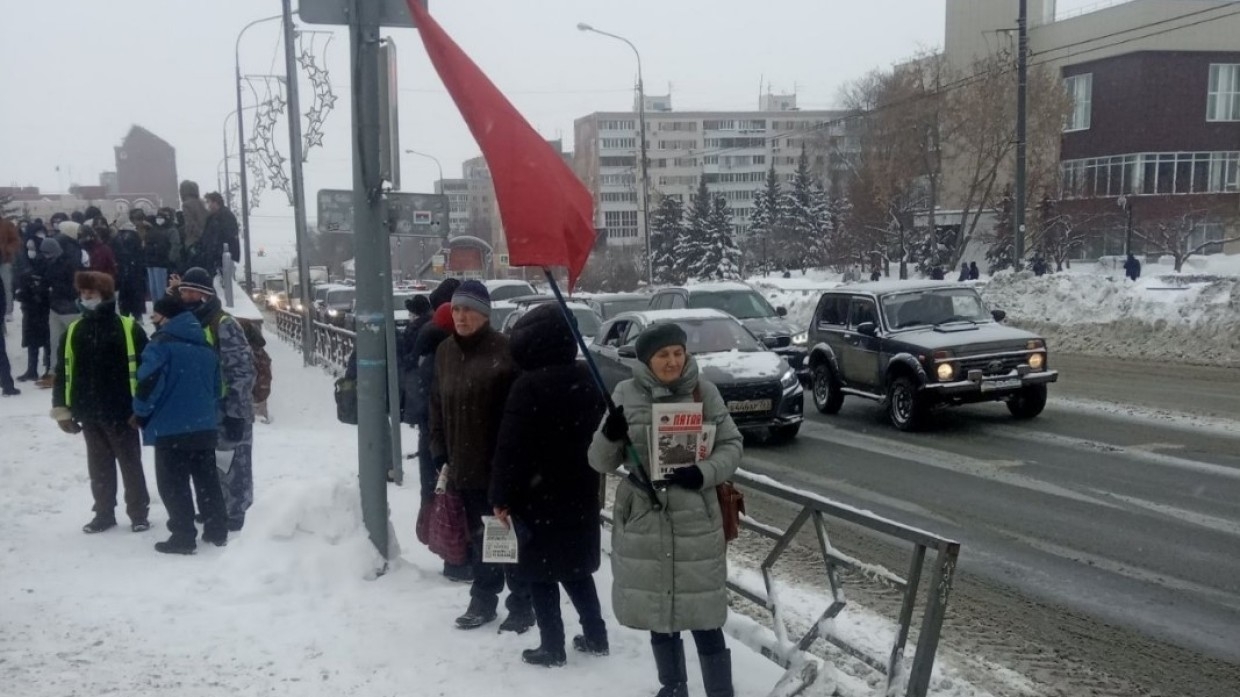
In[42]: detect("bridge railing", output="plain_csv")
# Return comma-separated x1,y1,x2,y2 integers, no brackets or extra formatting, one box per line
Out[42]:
272,307,960,697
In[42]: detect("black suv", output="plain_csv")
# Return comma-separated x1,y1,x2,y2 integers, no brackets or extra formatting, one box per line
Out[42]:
806,281,1058,431
649,282,808,379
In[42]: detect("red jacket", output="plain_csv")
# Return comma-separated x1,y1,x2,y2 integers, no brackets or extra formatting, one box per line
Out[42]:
86,242,117,278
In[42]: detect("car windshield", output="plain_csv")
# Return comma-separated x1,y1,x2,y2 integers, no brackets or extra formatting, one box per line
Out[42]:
882,288,991,329
600,298,651,319
263,280,286,292
687,290,776,320
488,283,536,301
660,318,764,354
326,289,355,306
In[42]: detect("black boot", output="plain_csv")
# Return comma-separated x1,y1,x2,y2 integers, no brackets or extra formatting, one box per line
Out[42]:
700,649,734,697
572,634,610,656
455,597,497,630
154,538,197,555
652,636,688,697
82,516,117,534
521,645,566,667
499,607,535,634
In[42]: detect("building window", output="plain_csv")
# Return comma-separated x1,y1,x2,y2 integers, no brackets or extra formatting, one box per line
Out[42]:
1064,73,1092,132
1207,64,1240,122
601,173,635,186
600,156,636,168
703,119,737,131
601,137,636,150
656,139,697,150
600,191,637,203
1060,151,1240,199
672,157,698,168
657,121,697,132
599,119,635,131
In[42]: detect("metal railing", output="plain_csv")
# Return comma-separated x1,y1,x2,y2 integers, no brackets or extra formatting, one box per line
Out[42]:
271,308,960,697
274,308,354,371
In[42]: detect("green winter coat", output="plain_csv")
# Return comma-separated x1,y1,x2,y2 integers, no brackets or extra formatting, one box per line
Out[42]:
588,356,742,633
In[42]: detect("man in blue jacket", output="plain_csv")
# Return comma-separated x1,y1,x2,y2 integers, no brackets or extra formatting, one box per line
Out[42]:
132,296,227,555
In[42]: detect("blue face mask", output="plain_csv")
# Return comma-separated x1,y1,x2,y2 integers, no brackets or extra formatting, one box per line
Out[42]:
78,298,102,312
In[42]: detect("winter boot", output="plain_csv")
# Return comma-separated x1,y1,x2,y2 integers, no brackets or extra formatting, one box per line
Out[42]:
699,649,734,697
572,634,610,656
131,520,151,533
202,530,228,547
455,598,497,630
521,645,567,667
499,607,536,634
154,538,197,555
82,516,117,534
652,636,688,697
1,386,20,396
16,371,38,382
443,563,473,583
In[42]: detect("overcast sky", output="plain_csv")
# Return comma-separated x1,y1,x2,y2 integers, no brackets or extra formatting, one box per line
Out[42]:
0,0,1100,236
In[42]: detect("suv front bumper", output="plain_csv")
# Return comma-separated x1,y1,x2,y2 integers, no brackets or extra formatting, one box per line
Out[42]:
923,369,1059,397
776,346,809,378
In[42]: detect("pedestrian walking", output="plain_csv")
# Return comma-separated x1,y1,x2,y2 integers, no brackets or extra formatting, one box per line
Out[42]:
430,280,532,631
1124,253,1142,281
50,271,151,534
133,295,227,554
490,303,608,668
144,208,179,303
176,267,256,532
589,322,743,697
112,221,147,321
957,262,969,282
40,237,80,389
969,261,980,280
14,237,52,382
869,262,882,283
0,219,20,318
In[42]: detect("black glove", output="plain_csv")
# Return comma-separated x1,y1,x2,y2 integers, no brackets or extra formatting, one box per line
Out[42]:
223,416,246,443
602,407,629,442
665,465,704,491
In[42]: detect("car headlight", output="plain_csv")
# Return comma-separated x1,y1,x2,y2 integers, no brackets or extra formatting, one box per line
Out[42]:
792,331,808,346
1028,352,1045,370
327,309,339,317
936,362,954,382
780,369,798,389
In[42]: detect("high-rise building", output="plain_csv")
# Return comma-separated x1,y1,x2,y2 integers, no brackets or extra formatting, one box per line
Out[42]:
114,125,178,208
574,94,856,248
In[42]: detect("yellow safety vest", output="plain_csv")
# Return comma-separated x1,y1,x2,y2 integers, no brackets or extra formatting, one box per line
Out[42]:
203,314,232,398
64,315,138,408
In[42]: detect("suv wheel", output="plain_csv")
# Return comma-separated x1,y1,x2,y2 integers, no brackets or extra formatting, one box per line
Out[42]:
1007,384,1048,420
887,376,926,431
811,363,844,415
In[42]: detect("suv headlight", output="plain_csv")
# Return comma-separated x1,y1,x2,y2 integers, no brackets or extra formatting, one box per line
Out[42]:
936,363,954,382
327,308,339,317
780,369,798,389
1029,352,1045,370
792,331,808,346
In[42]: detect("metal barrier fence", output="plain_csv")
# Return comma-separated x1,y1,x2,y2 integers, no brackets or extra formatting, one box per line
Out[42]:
272,308,960,697
274,308,354,371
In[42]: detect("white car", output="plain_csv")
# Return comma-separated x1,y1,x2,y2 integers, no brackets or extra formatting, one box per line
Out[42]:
484,279,537,302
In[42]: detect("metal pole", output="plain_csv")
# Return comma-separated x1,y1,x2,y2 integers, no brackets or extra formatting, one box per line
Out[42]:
281,0,314,367
405,148,444,186
1014,0,1029,270
222,114,233,210
350,0,392,558
235,14,282,294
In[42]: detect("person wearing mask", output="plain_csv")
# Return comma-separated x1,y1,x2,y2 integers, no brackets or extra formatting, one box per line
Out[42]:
132,295,227,554
589,322,743,697
175,267,256,533
51,271,151,534
178,181,210,273
490,304,608,667
14,237,52,382
39,237,79,389
203,192,240,265
430,280,532,631
0,218,20,319
144,207,179,302
129,208,151,244
79,224,117,278
111,220,146,321
53,219,86,271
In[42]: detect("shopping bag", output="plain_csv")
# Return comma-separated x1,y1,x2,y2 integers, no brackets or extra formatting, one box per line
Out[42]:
427,490,470,566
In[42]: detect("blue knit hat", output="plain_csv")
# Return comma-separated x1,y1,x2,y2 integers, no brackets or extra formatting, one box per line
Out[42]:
451,280,491,317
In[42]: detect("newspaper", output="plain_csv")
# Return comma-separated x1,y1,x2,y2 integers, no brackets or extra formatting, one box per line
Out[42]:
650,402,704,481
481,516,518,564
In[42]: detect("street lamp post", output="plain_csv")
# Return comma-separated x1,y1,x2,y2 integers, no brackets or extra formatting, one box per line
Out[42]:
404,148,444,186
578,22,652,284
404,149,445,278
235,12,284,293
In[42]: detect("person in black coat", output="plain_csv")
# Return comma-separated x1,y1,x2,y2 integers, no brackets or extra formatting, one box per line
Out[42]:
489,302,608,668
111,222,147,320
968,261,980,280
204,193,241,264
398,294,433,425
15,238,52,381
956,263,969,282
1124,254,1141,281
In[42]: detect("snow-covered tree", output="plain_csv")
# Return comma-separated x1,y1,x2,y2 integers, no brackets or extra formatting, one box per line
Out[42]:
690,194,741,281
745,164,783,275
680,178,713,277
984,185,1015,274
649,193,685,284
779,151,832,273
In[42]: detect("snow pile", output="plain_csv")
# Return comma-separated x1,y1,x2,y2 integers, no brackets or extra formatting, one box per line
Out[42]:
749,274,842,330
981,271,1240,366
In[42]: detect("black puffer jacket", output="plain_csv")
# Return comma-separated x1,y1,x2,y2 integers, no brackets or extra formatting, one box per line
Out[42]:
489,303,605,583
52,300,150,423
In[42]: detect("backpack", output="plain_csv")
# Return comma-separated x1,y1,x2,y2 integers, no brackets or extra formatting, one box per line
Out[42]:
334,377,358,425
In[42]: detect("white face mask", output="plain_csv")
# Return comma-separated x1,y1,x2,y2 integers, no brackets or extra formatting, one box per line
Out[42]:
28,250,38,259
80,298,102,311
155,218,166,226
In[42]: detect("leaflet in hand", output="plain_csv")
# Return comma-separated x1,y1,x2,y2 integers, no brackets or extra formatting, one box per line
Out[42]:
481,516,518,564
650,402,706,481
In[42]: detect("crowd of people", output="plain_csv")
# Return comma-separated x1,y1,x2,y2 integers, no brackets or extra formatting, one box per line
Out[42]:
395,279,741,695
0,179,270,557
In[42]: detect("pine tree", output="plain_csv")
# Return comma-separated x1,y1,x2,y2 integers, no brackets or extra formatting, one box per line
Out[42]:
778,151,818,272
692,194,741,281
681,178,713,279
649,193,685,284
806,181,833,267
746,164,782,275
985,184,1016,274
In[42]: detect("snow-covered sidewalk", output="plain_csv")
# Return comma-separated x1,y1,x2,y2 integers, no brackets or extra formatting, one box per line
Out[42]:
0,326,789,697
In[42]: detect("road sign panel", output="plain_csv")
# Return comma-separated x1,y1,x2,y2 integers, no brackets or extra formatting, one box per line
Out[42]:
299,0,426,28
316,189,449,238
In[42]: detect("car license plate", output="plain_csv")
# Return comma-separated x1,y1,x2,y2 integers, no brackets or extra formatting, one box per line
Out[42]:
980,378,1022,392
728,399,772,413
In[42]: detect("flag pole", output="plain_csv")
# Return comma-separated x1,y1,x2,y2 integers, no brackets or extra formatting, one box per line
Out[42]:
542,267,661,510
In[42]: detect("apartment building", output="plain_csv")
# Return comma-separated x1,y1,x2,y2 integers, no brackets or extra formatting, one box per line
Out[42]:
945,0,1240,257
574,94,855,248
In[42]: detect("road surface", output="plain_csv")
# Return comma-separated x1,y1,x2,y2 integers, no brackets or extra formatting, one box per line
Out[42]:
739,355,1240,696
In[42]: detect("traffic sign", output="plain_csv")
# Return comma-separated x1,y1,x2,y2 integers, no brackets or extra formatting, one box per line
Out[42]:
299,0,426,28
316,189,449,238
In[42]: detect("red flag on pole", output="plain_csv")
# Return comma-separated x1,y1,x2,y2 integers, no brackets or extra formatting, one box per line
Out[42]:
405,2,596,287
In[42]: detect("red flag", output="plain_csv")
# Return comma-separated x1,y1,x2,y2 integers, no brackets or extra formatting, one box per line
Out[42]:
406,2,596,287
